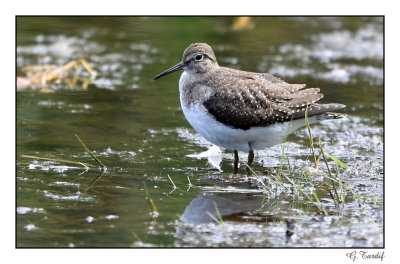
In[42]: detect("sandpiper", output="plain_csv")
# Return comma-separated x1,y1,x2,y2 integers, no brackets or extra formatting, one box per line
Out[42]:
154,43,346,172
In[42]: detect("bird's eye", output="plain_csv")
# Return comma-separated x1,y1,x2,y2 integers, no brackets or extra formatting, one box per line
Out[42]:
194,54,204,61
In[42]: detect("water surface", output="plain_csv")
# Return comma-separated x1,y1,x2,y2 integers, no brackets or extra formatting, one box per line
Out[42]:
16,17,383,247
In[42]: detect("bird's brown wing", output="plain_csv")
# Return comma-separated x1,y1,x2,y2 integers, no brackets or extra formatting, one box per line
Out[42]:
202,71,343,130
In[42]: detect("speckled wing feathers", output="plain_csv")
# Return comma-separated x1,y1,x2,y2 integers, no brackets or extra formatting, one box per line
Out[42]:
202,68,344,130
255,73,287,84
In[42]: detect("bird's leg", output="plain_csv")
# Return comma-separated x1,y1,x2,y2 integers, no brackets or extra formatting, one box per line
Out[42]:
248,150,254,166
246,143,254,173
233,150,239,173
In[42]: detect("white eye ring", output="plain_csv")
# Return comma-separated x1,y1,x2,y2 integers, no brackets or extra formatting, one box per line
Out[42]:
194,54,204,61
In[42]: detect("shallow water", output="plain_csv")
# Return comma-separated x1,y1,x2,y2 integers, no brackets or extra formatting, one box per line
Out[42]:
16,17,383,247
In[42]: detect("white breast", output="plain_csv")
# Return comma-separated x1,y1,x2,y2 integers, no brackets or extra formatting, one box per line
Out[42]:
178,71,311,152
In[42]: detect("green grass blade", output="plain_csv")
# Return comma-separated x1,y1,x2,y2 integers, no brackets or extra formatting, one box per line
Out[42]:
84,171,104,192
324,175,361,202
213,201,224,224
74,133,106,168
323,152,349,169
305,105,317,168
20,154,95,168
143,182,159,216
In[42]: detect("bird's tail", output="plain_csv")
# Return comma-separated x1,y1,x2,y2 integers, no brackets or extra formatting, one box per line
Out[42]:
314,103,347,121
316,111,347,121
293,103,347,120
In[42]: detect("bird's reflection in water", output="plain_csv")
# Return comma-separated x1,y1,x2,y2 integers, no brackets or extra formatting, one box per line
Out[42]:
180,192,265,224
176,189,296,246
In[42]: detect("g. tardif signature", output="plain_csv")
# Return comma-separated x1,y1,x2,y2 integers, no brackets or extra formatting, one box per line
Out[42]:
346,251,385,261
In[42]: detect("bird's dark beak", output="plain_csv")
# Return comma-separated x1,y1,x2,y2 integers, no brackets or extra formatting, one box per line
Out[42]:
154,62,184,80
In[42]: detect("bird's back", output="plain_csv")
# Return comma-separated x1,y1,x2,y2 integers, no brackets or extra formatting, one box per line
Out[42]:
200,67,345,130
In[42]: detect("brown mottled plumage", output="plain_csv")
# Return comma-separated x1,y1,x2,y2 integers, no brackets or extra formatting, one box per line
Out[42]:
155,43,346,172
201,67,344,130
